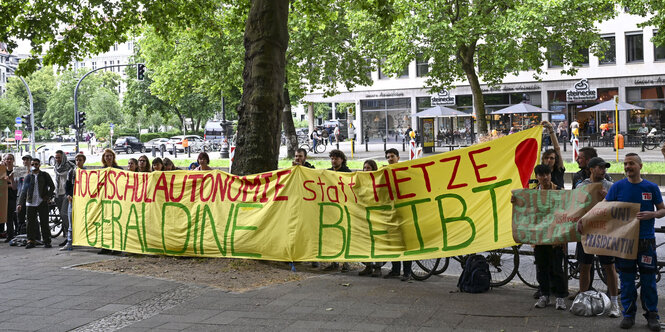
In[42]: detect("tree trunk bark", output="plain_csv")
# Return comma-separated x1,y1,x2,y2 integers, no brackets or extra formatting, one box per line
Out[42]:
282,88,298,159
459,43,487,136
232,0,289,175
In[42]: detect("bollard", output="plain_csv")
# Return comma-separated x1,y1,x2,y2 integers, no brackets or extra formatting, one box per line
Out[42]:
365,136,368,152
642,136,646,152
173,145,177,158
187,146,191,158
336,139,339,150
402,138,405,152
383,138,387,152
563,138,567,152
351,139,355,159
160,146,164,158
152,147,156,157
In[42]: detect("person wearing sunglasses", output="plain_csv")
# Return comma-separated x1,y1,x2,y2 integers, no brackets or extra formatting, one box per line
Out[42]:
17,159,55,249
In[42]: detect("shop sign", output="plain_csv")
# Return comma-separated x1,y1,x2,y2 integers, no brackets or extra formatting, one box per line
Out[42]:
633,77,665,85
364,91,405,98
431,89,455,106
480,84,540,92
566,78,597,102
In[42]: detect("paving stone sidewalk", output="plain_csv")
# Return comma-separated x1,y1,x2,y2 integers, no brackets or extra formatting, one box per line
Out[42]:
2,243,662,331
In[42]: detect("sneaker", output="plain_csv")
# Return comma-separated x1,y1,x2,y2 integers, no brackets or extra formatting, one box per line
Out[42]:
608,303,621,318
646,312,661,332
58,240,68,247
400,274,413,282
59,244,72,251
620,316,635,329
534,296,549,308
341,263,350,273
358,265,373,276
25,242,35,249
383,271,400,279
555,298,566,310
323,263,339,271
44,243,52,248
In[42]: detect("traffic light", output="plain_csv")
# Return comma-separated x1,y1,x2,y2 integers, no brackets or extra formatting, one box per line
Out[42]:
21,114,31,130
76,111,86,129
137,63,146,81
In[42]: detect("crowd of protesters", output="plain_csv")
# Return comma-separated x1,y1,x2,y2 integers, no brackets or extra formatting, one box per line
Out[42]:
2,123,665,330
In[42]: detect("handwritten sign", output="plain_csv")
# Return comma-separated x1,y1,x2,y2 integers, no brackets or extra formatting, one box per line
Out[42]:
511,183,604,244
72,127,544,261
580,201,640,259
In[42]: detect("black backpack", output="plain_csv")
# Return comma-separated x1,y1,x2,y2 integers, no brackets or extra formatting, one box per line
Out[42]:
457,254,491,293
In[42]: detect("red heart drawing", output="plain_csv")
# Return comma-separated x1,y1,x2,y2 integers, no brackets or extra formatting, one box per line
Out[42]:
515,138,539,188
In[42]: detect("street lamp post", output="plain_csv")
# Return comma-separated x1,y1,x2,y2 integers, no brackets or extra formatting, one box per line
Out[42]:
0,63,36,156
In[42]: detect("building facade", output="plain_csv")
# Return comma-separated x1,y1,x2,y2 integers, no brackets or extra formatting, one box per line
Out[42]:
303,12,665,144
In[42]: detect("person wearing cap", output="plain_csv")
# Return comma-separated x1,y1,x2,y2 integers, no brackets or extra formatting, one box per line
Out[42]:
575,157,620,318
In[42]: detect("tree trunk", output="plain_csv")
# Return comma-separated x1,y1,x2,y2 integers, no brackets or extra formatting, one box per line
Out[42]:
282,87,298,159
231,0,289,175
459,42,487,135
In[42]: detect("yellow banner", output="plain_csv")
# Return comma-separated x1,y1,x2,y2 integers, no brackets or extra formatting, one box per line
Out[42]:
72,126,543,261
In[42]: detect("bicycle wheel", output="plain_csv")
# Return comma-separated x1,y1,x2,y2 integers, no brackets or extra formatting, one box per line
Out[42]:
645,137,659,150
315,142,326,154
517,245,538,289
299,143,311,153
593,257,608,286
412,258,439,281
481,246,519,287
432,257,450,275
48,205,63,238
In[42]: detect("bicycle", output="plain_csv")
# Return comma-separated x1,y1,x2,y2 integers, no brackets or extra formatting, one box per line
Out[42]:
419,246,519,287
48,199,63,238
642,134,663,150
299,140,326,154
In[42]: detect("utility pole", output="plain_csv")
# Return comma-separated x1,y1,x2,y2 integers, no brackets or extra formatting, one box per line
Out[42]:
0,61,35,156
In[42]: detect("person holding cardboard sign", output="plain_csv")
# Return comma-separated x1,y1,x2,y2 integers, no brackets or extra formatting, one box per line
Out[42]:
605,153,665,331
576,157,620,318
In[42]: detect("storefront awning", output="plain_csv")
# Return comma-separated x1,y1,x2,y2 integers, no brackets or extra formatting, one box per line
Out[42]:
491,102,553,114
578,100,644,112
415,105,472,117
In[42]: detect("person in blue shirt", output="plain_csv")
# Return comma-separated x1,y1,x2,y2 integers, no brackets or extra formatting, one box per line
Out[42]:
605,153,665,331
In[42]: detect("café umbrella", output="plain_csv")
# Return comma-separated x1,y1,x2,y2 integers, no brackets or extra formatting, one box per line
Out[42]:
578,100,644,112
491,102,553,114
414,105,472,117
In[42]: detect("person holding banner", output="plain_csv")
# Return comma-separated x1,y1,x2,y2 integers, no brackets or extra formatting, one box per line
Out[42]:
291,148,319,269
358,159,383,277
163,158,178,171
575,157,621,318
605,153,665,331
323,149,352,272
381,148,415,282
138,155,151,172
102,149,121,169
127,158,139,172
573,147,611,190
194,152,212,171
530,164,569,310
541,121,565,188
152,157,164,171
61,153,86,251
17,159,55,249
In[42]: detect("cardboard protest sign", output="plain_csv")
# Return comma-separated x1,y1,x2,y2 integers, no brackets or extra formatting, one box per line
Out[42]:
580,200,640,259
72,127,543,261
0,165,6,224
512,183,604,244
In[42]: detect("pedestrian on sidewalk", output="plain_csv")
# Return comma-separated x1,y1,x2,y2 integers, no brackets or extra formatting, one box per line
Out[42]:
61,154,86,251
17,158,55,249
1,154,18,242
606,153,665,331
54,150,75,247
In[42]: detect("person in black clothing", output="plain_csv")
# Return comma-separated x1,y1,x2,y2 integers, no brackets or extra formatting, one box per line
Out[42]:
323,149,351,272
1,154,18,242
541,121,565,188
61,154,86,251
292,148,314,169
17,158,55,249
572,146,612,189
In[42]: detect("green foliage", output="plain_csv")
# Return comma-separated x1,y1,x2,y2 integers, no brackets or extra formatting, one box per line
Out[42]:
5,66,56,127
622,0,665,47
34,129,51,141
0,96,23,131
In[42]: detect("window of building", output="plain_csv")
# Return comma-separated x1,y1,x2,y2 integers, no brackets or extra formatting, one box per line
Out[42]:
377,59,408,79
627,86,665,132
456,95,473,107
574,47,589,67
416,97,431,111
128,41,133,50
92,62,96,70
416,54,429,77
599,34,616,64
547,44,563,68
654,30,665,61
626,31,644,62
110,60,114,72
113,43,118,51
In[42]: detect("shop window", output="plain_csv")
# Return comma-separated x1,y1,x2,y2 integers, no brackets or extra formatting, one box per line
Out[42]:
484,93,510,105
654,31,665,61
599,34,616,64
626,31,644,63
416,54,429,77
416,96,431,111
548,90,568,103
456,95,473,107
597,88,618,102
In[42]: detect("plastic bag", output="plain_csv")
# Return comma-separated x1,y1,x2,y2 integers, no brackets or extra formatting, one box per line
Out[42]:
570,290,611,316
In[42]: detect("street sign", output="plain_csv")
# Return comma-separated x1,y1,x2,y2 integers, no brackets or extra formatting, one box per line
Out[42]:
14,130,22,141
15,117,21,125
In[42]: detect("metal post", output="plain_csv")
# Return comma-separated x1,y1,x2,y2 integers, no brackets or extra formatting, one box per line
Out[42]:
365,134,368,152
152,148,156,157
173,145,178,158
642,135,646,152
187,146,191,158
220,95,230,159
383,137,387,152
402,138,405,152
160,146,164,158
351,139,354,159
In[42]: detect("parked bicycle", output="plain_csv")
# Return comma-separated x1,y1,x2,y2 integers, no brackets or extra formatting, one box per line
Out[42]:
299,140,326,154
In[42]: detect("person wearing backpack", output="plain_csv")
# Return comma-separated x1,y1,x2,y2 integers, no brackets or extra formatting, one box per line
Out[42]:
529,165,569,310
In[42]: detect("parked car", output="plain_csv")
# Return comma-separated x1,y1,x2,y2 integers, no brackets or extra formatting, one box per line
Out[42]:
35,145,57,166
113,136,145,154
61,143,78,163
144,138,172,153
167,135,206,153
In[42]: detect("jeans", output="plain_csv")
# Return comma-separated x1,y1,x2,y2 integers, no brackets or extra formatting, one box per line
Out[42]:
534,245,568,298
26,202,50,244
616,238,659,318
56,195,69,238
391,261,412,276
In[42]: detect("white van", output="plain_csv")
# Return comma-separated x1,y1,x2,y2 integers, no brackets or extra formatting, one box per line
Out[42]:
204,120,235,143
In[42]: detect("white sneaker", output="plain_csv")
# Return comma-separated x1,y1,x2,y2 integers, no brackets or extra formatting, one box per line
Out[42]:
608,302,621,318
555,298,566,310
534,296,549,308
